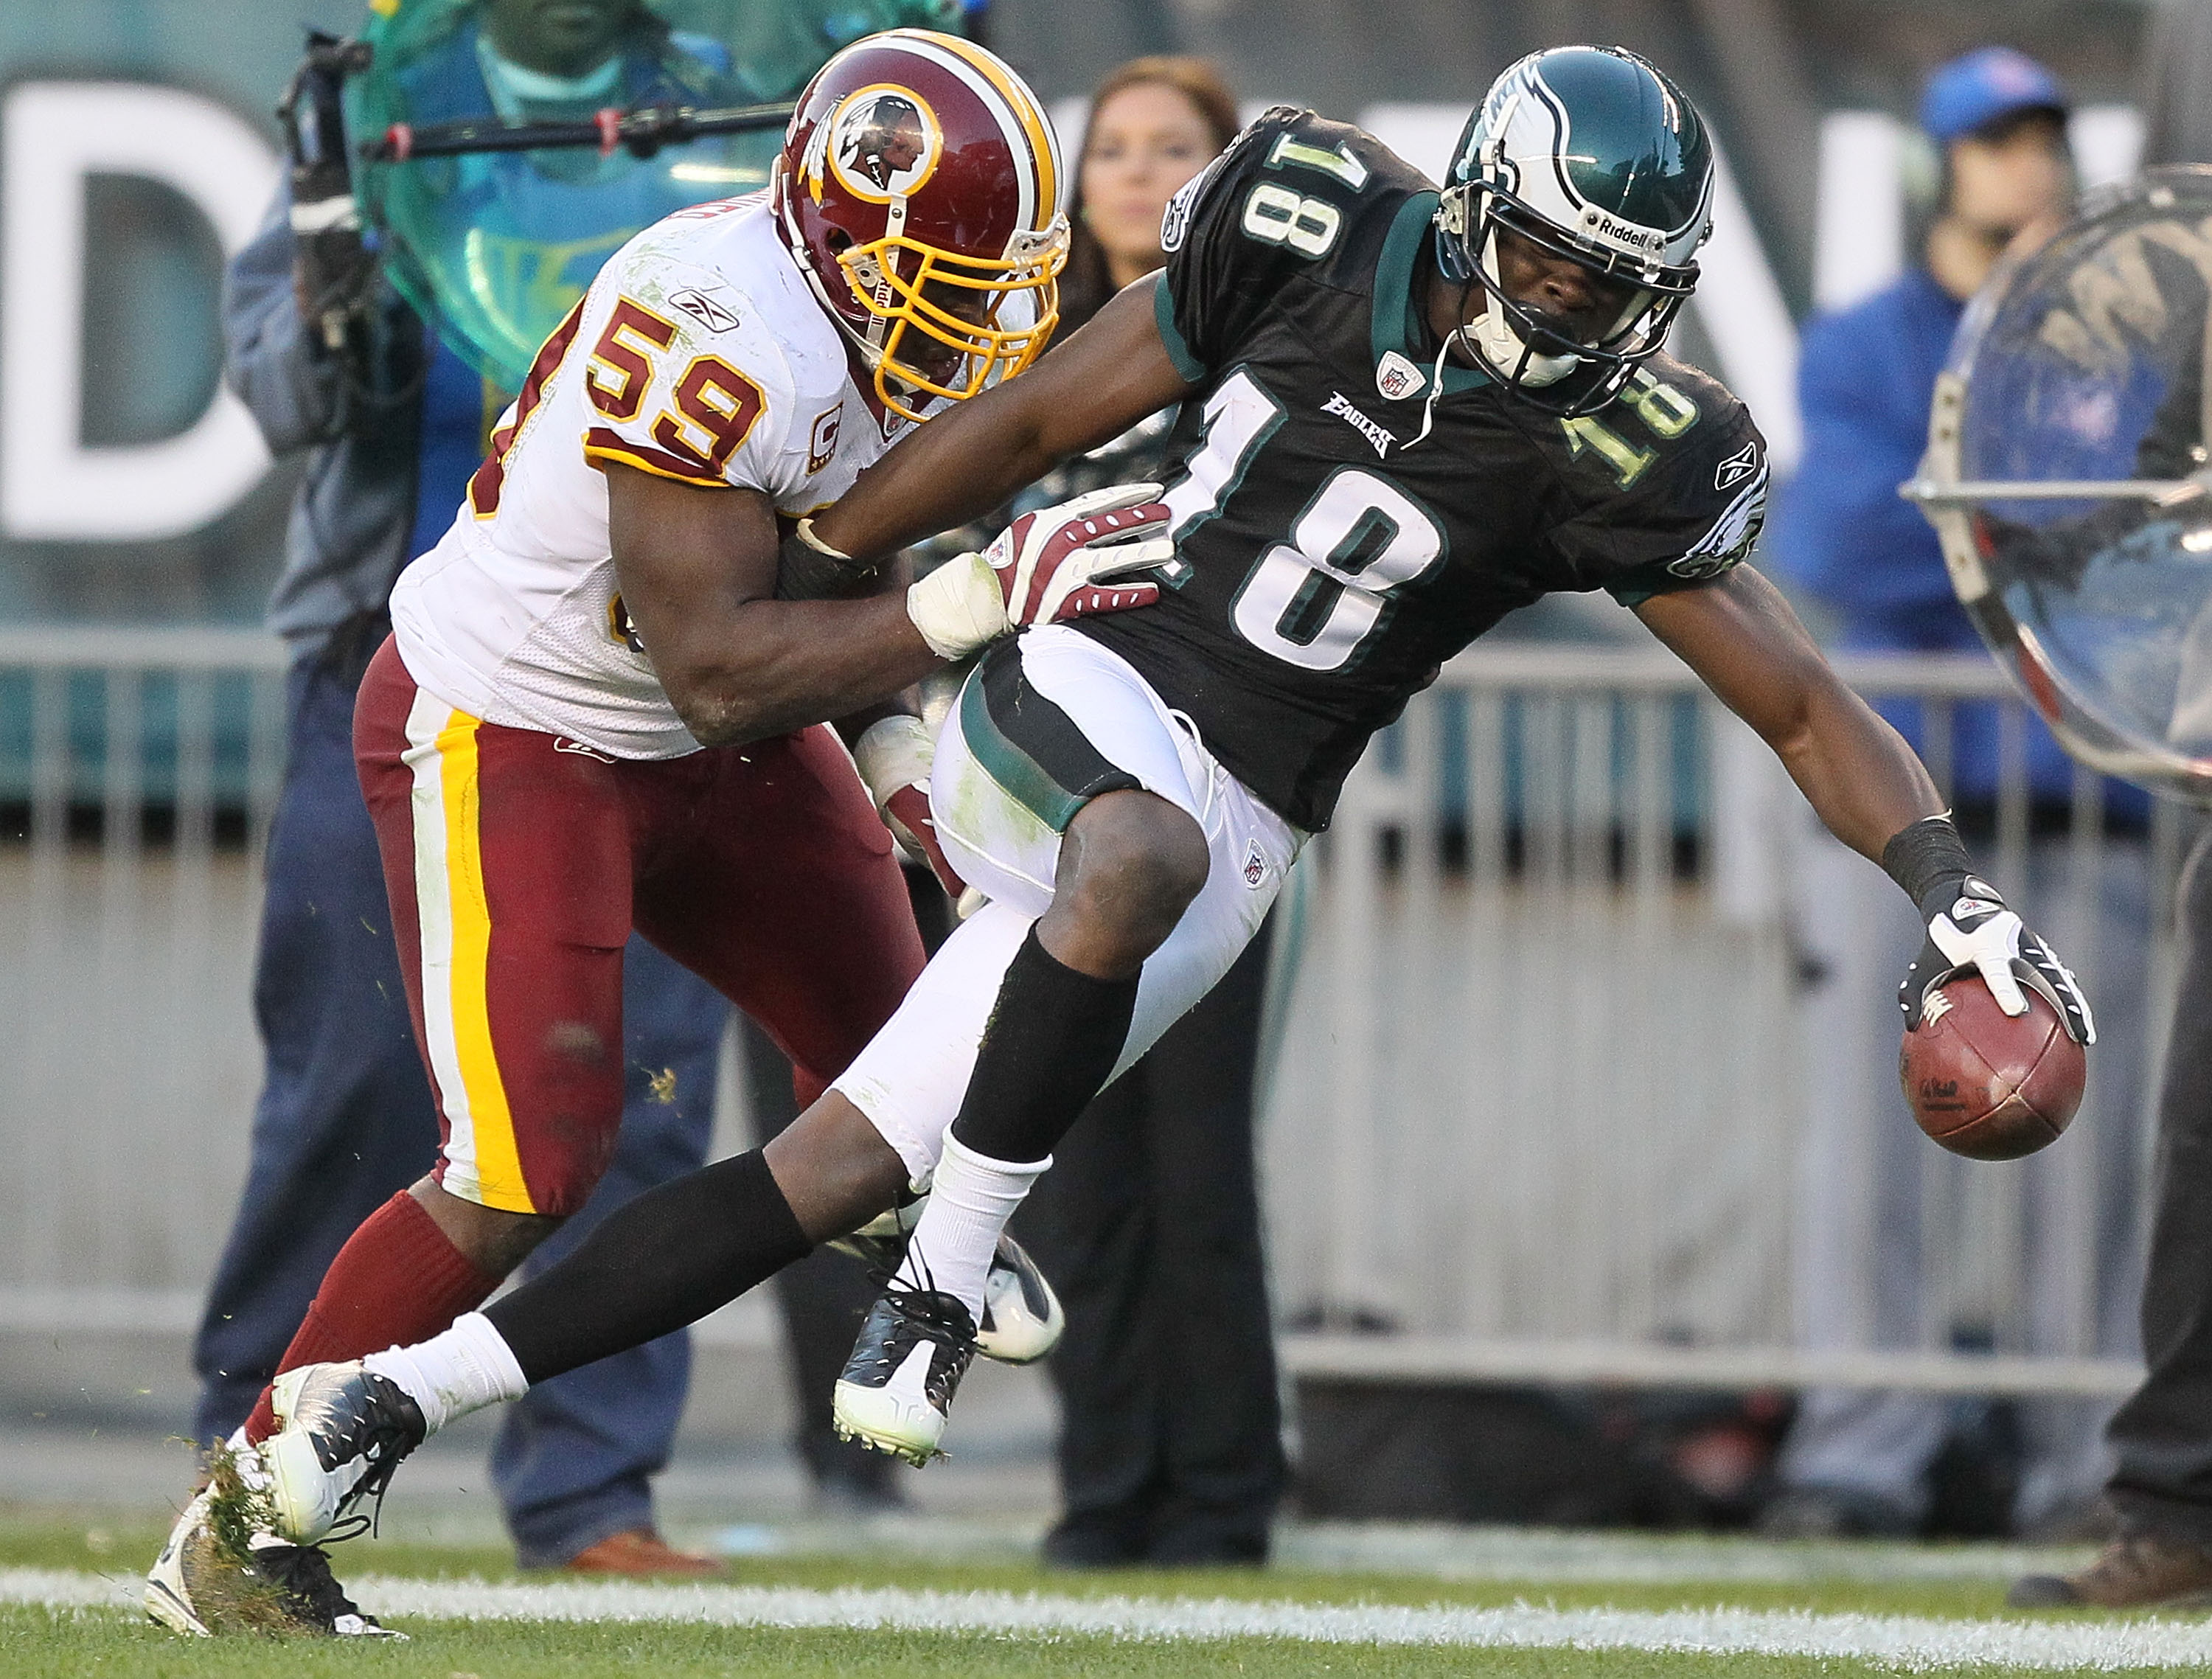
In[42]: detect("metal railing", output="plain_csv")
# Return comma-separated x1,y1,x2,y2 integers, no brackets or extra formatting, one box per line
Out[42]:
0,630,2181,1405
1268,645,2185,1398
0,627,286,1334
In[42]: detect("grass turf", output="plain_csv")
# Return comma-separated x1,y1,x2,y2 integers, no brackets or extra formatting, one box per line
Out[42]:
5,1508,2203,1678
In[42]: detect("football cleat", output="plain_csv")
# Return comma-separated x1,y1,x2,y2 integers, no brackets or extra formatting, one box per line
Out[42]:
831,1287,978,1467
263,1362,427,1545
975,1233,1065,1365
145,1482,223,1637
830,1206,1065,1365
145,1448,400,1637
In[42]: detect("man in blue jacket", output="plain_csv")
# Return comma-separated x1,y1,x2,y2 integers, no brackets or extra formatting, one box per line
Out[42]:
1762,47,2151,1541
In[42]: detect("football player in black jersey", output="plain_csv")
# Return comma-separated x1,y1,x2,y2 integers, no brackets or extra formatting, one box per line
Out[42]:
256,46,2098,1512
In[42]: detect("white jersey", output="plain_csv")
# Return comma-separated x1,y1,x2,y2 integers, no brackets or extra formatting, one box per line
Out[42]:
391,193,914,757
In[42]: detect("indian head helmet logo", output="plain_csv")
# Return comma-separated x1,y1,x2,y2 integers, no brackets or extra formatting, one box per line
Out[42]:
822,85,943,202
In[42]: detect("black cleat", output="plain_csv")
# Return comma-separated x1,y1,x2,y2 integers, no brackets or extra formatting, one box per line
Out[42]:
831,1287,978,1466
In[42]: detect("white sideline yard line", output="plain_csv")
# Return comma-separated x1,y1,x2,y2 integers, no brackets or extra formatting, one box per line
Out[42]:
10,1567,2212,1671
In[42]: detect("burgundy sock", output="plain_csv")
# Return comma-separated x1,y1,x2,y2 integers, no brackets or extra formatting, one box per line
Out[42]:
241,1190,501,1443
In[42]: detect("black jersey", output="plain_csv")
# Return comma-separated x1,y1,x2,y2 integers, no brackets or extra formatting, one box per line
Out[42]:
1074,108,1769,832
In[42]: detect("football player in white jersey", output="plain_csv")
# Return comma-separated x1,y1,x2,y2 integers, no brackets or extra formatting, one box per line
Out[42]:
147,30,1164,1637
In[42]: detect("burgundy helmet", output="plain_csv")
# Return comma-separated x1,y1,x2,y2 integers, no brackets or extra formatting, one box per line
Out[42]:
773,29,1068,422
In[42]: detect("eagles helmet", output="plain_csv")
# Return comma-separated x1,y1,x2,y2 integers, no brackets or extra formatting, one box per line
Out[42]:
1437,46,1714,414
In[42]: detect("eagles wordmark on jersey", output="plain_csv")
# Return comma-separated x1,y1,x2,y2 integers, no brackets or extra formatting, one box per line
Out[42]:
1073,107,1770,832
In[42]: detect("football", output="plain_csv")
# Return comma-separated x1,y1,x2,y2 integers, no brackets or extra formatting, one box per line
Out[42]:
1899,973,2086,1160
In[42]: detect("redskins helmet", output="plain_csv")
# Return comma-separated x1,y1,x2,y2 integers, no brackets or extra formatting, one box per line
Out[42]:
1437,46,1713,415
774,29,1068,423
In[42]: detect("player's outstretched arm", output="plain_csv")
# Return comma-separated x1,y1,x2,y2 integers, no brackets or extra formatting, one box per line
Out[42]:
813,278,1196,565
605,466,939,747
1634,566,1941,861
1637,568,2093,1042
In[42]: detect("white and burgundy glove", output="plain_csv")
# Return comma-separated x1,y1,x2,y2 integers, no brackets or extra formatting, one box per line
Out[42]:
903,483,1174,660
852,715,964,898
1885,817,2095,1044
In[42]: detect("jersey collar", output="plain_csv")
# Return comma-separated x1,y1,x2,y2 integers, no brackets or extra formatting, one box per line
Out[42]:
1372,191,1491,398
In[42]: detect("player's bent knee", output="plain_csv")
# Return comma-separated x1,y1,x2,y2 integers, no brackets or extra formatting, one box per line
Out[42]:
409,1178,565,1275
763,1092,912,1243
1054,791,1210,956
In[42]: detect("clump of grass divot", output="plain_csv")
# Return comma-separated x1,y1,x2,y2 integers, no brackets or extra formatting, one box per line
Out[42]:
187,1440,298,1635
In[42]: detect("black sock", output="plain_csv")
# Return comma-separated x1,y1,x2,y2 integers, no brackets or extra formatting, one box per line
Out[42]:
949,924,1141,1164
485,1150,810,1384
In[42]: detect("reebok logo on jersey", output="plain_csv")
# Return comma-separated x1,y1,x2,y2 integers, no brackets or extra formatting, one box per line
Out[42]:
667,287,740,333
1321,392,1394,459
1375,350,1426,402
1714,440,1759,490
554,737,618,762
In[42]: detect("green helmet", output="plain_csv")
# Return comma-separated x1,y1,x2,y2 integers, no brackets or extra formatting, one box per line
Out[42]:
1436,45,1714,413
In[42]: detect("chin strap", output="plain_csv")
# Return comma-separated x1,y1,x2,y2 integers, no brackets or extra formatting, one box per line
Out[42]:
1406,327,1463,451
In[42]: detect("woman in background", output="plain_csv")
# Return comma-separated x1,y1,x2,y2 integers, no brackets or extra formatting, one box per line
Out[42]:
1006,58,1288,1571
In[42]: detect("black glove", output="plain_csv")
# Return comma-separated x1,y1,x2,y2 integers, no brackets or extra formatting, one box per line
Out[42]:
775,518,883,600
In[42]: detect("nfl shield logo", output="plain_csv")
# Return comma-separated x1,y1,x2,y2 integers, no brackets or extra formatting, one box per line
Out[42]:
1375,350,1425,402
1242,841,1268,888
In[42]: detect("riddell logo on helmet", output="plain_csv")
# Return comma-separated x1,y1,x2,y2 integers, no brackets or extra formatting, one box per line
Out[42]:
1582,208,1664,253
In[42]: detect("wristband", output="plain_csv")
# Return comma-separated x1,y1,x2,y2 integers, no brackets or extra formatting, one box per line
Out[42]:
776,518,879,601
852,715,934,812
905,550,1010,659
1880,814,1983,914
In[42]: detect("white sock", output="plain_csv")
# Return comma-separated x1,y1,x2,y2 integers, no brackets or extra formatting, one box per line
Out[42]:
363,1311,528,1435
892,1133,1050,1320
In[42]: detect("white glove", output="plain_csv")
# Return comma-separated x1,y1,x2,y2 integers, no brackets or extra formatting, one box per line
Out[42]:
905,482,1173,660
1902,878,2096,1044
852,715,964,897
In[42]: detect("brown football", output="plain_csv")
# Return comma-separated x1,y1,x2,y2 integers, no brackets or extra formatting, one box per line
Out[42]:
1899,973,2085,1160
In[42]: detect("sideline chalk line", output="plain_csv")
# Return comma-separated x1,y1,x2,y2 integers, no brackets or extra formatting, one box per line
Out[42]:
7,1565,2209,1670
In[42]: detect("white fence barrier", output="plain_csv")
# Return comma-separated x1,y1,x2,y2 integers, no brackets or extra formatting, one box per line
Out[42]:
0,633,2181,1400
1267,644,2185,1397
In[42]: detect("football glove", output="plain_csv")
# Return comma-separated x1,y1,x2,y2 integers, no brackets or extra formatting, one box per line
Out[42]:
904,483,1172,660
852,715,964,897
1899,875,2096,1045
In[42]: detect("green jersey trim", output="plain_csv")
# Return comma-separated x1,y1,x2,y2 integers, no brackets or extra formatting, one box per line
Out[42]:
957,643,1139,833
1370,192,1489,397
1151,271,1208,383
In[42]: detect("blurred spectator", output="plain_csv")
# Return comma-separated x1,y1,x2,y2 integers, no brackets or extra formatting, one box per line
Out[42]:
1761,46,2151,1541
2012,0,2212,1606
192,0,938,1574
981,58,1289,1569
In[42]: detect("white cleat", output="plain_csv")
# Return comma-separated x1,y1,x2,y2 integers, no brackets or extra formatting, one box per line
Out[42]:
831,1287,978,1467
144,1483,218,1637
263,1362,426,1545
830,1206,1064,1365
145,1438,402,1637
